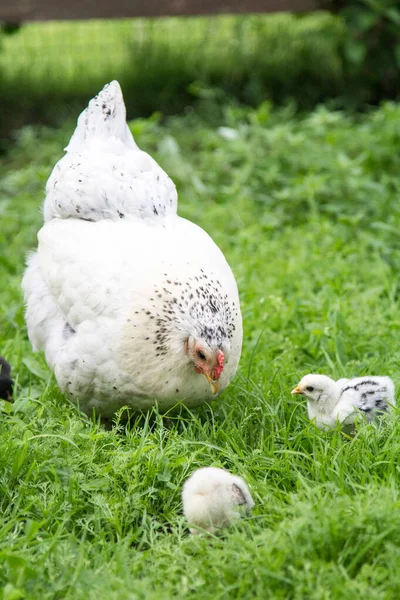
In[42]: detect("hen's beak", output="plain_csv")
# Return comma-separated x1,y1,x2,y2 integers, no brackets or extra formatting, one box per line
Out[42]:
291,385,303,395
204,372,219,395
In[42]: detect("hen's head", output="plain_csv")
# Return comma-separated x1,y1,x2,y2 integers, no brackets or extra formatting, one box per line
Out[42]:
185,336,226,394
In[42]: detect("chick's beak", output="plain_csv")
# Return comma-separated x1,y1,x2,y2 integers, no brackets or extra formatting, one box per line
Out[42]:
204,372,219,395
291,385,303,395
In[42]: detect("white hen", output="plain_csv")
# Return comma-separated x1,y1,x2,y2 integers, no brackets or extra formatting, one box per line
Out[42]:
182,467,254,534
22,81,242,417
292,374,395,430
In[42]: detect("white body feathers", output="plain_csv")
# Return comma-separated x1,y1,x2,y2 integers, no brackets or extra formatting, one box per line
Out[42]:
22,82,242,416
182,467,254,534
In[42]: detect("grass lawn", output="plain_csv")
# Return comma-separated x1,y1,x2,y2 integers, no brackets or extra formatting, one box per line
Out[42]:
1,98,400,598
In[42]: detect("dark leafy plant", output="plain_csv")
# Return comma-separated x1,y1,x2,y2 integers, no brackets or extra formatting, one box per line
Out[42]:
337,0,400,105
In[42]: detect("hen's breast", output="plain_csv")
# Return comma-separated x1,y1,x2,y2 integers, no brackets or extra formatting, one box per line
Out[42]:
37,216,242,415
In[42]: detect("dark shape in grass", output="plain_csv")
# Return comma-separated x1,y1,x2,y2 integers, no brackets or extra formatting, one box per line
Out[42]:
0,356,13,402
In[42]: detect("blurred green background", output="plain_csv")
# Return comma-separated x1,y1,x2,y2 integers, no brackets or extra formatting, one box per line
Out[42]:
1,1,400,148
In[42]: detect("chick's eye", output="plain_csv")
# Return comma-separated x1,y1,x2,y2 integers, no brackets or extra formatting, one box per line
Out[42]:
306,386,314,392
196,350,206,361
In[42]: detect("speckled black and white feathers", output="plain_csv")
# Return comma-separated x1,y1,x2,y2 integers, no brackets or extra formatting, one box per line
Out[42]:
293,374,395,430
44,81,177,223
22,81,242,417
147,271,239,358
338,377,393,416
65,80,134,152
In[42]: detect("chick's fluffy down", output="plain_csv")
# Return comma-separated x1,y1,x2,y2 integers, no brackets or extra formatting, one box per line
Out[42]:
182,467,254,534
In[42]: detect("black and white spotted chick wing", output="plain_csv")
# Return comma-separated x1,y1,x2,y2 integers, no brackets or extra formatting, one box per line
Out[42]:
22,81,242,417
334,376,395,425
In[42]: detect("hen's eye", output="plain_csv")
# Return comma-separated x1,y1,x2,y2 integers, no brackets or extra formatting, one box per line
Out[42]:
306,386,314,392
197,350,206,361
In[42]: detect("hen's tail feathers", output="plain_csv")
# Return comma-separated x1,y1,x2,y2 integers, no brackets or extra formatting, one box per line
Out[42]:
65,81,137,153
43,81,178,222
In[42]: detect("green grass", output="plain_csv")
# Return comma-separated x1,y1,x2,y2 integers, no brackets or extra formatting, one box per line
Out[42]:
2,98,400,597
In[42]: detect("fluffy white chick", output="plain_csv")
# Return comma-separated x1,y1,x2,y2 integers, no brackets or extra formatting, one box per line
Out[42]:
22,81,242,417
182,466,254,534
292,374,395,430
